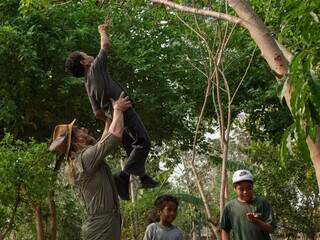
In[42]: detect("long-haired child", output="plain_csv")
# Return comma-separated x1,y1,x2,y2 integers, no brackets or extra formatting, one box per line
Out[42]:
143,194,183,240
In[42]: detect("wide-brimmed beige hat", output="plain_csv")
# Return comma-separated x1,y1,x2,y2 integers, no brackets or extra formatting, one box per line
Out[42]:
49,119,76,159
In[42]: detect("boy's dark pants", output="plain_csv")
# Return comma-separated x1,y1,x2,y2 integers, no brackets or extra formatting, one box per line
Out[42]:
122,108,150,176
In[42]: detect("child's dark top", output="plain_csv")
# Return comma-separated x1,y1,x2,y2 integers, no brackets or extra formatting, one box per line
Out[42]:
85,49,127,114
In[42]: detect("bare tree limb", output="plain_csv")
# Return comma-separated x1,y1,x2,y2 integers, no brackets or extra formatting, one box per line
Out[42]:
231,46,257,104
152,0,243,26
151,0,288,79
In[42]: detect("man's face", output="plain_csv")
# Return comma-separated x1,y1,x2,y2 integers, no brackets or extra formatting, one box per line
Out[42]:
80,52,94,65
76,127,96,145
234,181,253,202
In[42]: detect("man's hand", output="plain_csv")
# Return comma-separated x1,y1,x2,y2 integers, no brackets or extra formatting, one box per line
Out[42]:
105,92,131,139
95,109,108,122
111,92,132,112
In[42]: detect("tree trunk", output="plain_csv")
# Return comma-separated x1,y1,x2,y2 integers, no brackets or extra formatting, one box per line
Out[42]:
120,156,139,239
306,133,320,191
130,175,139,240
0,192,20,240
33,203,45,240
219,143,228,218
48,191,57,240
189,158,220,239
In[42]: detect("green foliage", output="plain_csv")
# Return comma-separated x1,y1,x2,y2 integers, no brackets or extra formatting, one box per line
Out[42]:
0,133,55,237
0,0,103,139
55,186,83,240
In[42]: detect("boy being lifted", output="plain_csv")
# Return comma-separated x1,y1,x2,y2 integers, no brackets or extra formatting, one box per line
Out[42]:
65,21,159,200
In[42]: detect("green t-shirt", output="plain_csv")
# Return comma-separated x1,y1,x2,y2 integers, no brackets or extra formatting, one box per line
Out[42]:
219,196,276,240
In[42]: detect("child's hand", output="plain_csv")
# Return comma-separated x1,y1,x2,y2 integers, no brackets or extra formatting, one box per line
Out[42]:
246,212,260,223
111,92,132,112
98,17,111,33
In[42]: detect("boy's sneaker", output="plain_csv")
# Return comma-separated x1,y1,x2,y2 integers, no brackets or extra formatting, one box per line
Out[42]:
113,171,130,201
139,174,159,189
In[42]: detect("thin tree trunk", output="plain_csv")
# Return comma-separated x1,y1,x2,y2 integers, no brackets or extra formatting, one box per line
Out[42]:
192,221,197,240
130,175,139,239
219,143,228,218
33,203,45,240
48,191,57,240
120,156,139,239
0,190,20,240
189,158,220,239
306,133,320,191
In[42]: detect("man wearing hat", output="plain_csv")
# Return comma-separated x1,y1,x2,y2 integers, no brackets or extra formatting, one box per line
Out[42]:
219,170,277,240
49,92,131,240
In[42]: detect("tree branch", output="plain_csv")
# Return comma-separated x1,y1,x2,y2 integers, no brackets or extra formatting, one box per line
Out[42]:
151,0,243,26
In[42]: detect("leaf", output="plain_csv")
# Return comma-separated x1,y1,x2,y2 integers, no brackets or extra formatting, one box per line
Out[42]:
277,75,289,103
173,193,204,207
280,124,295,166
308,68,320,110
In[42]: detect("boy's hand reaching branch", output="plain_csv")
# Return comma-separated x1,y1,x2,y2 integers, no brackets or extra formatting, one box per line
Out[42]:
98,24,108,34
98,17,111,34
98,19,110,52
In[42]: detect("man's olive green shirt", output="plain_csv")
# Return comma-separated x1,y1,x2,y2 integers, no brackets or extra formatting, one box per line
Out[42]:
73,134,121,240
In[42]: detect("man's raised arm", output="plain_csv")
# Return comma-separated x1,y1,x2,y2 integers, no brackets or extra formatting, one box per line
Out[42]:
100,92,132,140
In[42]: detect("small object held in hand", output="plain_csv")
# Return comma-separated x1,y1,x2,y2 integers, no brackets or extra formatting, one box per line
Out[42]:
253,213,262,218
246,212,261,223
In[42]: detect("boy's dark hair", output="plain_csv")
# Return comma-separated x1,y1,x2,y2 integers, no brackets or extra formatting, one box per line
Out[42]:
154,194,179,210
148,194,179,224
65,51,85,77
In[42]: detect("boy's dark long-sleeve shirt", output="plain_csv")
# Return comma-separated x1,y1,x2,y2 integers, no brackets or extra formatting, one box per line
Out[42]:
85,49,126,114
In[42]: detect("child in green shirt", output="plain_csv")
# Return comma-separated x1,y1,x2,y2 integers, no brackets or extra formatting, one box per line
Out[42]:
219,170,276,240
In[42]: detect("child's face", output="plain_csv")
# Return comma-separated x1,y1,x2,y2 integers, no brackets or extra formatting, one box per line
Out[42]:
159,201,178,225
234,181,253,202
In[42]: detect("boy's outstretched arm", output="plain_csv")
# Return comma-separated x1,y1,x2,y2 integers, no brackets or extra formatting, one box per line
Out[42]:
98,24,109,52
